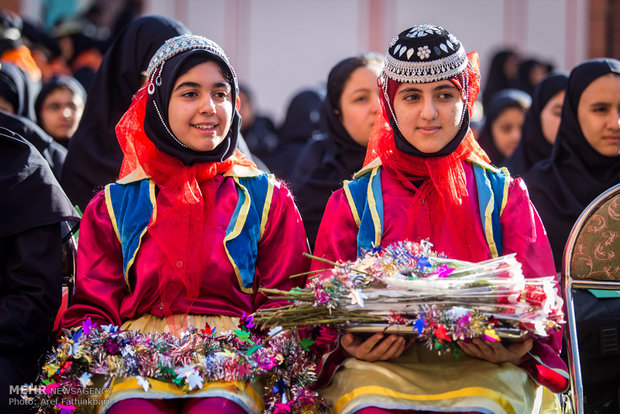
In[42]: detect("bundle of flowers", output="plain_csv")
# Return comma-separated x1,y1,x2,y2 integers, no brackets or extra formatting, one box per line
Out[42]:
254,240,564,352
26,318,327,413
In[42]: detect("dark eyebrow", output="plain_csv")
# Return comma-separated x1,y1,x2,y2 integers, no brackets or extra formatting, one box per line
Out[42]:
589,101,611,107
213,81,231,90
173,81,231,92
396,83,457,95
174,81,201,91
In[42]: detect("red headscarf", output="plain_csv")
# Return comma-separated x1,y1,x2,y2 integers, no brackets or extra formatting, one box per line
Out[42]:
364,52,494,260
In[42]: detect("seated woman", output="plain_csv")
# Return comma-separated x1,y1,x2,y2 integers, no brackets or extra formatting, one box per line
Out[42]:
59,34,310,414
503,73,568,177
0,127,79,414
526,58,620,270
291,53,383,249
311,24,568,414
526,58,620,412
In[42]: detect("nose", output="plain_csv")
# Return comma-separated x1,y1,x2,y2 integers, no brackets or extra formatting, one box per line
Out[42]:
612,107,620,130
200,95,216,115
370,94,380,115
420,97,437,120
62,106,72,118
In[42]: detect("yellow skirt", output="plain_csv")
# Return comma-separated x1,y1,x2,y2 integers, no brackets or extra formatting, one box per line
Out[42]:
321,343,559,414
87,314,264,414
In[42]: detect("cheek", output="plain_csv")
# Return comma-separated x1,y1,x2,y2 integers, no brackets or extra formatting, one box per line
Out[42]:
341,106,362,130
219,102,233,122
41,110,56,124
491,123,511,144
577,110,599,144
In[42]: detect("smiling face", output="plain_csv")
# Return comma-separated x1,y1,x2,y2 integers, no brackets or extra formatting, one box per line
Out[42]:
577,73,620,157
40,87,84,141
167,61,233,152
339,66,381,147
392,80,464,153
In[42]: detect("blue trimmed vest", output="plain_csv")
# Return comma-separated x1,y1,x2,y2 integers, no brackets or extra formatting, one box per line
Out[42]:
104,174,274,294
343,162,511,258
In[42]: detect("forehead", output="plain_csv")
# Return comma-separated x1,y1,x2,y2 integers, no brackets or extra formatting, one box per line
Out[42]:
174,61,229,86
580,73,620,104
396,79,457,93
44,87,77,100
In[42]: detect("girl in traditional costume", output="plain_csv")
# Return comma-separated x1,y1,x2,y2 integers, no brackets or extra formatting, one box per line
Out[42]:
311,25,568,414
60,34,309,414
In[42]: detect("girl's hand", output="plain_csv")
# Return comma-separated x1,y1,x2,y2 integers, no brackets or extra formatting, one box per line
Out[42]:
340,332,407,362
457,337,533,365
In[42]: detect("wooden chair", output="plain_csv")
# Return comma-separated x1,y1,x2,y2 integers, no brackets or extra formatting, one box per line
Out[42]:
562,183,620,413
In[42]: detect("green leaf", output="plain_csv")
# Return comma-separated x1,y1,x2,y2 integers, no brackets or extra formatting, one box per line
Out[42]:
246,344,262,356
299,338,315,352
233,329,253,344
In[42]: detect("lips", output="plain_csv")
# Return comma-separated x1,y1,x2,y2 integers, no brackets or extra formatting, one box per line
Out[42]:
417,126,440,134
192,123,217,132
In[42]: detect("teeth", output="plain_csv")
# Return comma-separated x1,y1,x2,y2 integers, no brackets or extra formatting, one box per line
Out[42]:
194,125,214,130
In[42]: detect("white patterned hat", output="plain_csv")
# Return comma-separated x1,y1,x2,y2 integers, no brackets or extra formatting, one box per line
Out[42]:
383,24,468,84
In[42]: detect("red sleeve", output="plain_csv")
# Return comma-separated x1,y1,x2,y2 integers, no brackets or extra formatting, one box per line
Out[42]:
311,189,359,270
307,189,360,387
501,177,569,392
253,180,311,311
59,191,126,330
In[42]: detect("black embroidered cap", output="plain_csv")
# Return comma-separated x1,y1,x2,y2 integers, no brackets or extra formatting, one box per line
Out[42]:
384,24,468,84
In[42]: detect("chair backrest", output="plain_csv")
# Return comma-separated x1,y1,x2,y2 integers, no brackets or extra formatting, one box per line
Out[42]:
562,183,620,414
564,183,620,283
60,220,79,301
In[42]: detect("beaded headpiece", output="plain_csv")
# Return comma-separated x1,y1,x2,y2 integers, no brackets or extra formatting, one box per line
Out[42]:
145,34,236,95
380,24,477,133
383,24,468,84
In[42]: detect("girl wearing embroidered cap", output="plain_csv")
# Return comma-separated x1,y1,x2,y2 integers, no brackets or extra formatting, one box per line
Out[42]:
59,34,310,413
310,25,567,413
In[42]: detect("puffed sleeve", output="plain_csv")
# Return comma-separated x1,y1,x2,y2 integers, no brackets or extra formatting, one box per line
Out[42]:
59,191,126,329
253,179,311,311
0,223,63,350
311,189,359,270
501,177,569,393
306,189,361,388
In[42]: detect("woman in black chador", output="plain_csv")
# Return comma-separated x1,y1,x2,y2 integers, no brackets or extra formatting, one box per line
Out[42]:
526,58,620,270
290,53,383,248
0,128,79,414
503,73,568,177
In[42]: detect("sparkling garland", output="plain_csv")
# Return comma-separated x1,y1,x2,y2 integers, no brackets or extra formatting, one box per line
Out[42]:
254,240,564,354
26,317,328,413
